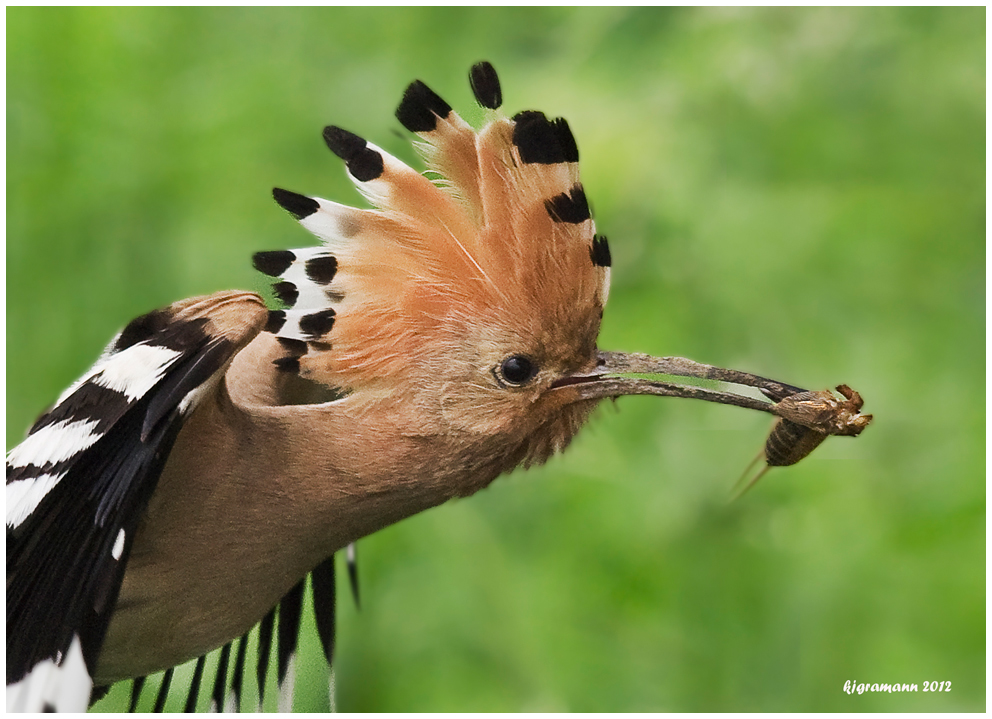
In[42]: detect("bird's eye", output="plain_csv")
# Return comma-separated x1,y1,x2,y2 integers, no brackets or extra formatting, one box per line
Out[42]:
496,355,537,386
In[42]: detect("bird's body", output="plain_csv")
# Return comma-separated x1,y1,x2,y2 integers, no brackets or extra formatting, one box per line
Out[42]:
6,61,870,711
98,313,596,683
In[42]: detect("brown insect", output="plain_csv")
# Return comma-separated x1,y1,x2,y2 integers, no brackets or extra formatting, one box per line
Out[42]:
733,384,873,497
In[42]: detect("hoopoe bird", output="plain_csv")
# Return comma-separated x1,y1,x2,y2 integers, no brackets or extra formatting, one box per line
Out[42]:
6,61,871,712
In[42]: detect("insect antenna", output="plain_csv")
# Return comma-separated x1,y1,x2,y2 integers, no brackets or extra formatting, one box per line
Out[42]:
730,448,772,501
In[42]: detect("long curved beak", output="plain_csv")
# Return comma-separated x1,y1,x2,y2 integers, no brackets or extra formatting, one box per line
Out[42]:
553,351,872,438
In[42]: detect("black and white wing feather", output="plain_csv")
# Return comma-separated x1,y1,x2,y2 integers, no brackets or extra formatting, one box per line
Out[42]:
6,291,268,713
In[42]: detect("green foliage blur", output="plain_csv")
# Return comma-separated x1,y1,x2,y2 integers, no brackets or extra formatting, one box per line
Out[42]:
7,7,984,712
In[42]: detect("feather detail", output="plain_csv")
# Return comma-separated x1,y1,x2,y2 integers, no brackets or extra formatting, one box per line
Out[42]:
5,635,91,713
259,62,608,401
277,580,305,713
5,292,267,711
184,655,206,712
397,77,484,222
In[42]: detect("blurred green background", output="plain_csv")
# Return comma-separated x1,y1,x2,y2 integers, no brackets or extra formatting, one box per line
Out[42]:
7,7,984,712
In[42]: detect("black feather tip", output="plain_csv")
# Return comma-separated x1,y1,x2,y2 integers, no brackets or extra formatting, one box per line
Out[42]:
299,309,336,340
545,185,590,224
265,310,287,334
253,250,296,278
469,61,502,109
272,281,299,307
272,188,319,220
591,235,612,267
513,111,579,164
395,80,453,133
305,255,338,285
322,126,384,182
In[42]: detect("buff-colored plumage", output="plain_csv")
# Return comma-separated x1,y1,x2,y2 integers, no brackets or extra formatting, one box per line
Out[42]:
7,62,869,709
282,94,606,422
96,63,612,683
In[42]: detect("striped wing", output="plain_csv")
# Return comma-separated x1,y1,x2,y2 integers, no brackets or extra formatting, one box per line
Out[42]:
6,291,267,712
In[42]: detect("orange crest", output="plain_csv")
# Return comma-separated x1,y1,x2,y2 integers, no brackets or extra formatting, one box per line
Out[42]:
255,62,611,411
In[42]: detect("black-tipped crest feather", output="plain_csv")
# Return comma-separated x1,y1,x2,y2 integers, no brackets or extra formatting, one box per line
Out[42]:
322,126,384,182
513,111,579,164
469,61,502,109
545,185,590,223
272,188,319,220
396,80,453,132
253,250,296,277
591,235,612,267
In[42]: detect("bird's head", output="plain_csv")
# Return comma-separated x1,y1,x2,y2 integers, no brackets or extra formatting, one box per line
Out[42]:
258,63,609,457
257,62,863,469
